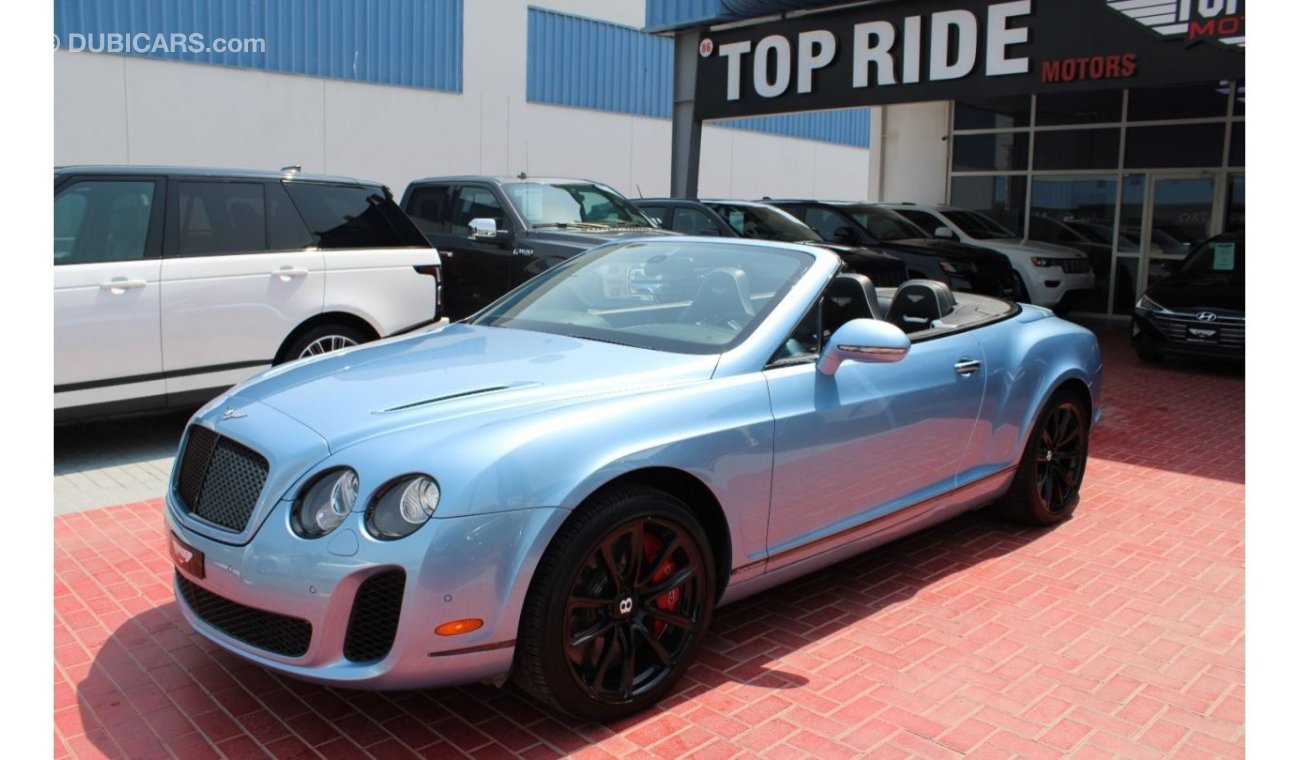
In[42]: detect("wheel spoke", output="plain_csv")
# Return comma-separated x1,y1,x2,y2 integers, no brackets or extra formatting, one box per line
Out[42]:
589,627,622,696
566,594,608,613
568,618,617,650
640,534,683,590
598,539,626,595
628,522,645,589
643,564,697,601
617,626,636,699
645,606,696,634
634,623,675,667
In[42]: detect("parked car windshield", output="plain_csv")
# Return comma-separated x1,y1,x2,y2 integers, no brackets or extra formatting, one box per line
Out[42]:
844,205,927,241
1180,233,1244,278
706,202,823,243
944,210,1016,240
505,181,655,230
470,241,813,354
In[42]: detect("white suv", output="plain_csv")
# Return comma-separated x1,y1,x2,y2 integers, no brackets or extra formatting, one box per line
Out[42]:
54,166,442,422
881,203,1096,310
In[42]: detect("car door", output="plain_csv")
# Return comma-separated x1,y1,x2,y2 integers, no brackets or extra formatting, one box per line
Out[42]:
54,175,166,417
160,179,325,401
763,309,986,564
407,183,514,317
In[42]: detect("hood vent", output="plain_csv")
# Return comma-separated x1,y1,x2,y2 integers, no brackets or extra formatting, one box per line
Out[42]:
376,385,519,414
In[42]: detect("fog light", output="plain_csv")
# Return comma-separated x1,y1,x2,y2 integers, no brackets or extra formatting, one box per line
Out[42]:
435,619,484,636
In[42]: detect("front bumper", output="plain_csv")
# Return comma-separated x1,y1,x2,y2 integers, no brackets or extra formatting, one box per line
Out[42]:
165,493,567,690
1131,311,1245,361
1024,267,1096,308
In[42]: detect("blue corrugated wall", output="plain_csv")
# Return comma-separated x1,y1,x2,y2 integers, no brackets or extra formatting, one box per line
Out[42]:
527,8,869,148
53,0,464,92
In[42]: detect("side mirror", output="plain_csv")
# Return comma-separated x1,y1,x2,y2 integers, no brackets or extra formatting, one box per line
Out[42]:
934,226,956,239
469,218,512,245
817,319,910,375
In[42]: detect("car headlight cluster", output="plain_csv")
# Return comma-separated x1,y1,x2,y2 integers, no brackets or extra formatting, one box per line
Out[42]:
938,260,975,274
1030,256,1066,268
292,470,440,540
1134,294,1170,314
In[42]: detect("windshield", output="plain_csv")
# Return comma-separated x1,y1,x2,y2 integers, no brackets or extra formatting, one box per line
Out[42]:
944,210,1016,240
504,181,655,230
846,206,927,241
706,202,823,243
469,241,813,354
1181,234,1244,277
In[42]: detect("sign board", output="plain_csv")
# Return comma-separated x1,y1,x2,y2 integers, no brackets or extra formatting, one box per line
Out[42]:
693,0,1245,120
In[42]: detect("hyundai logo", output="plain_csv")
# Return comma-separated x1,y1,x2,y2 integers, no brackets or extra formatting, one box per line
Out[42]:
1196,312,1218,322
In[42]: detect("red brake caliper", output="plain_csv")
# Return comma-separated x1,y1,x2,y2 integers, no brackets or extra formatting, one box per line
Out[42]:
643,533,680,638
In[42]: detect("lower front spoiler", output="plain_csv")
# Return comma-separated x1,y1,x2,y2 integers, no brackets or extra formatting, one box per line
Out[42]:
173,571,518,691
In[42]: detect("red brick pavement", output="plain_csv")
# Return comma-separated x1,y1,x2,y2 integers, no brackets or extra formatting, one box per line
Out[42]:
53,328,1245,758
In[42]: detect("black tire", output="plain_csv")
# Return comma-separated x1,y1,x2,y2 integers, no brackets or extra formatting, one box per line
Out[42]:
280,324,368,364
995,390,1090,526
1011,271,1031,304
513,485,715,721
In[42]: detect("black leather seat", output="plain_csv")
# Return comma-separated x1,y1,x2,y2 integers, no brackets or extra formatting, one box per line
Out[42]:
678,268,753,328
822,273,882,337
886,279,956,334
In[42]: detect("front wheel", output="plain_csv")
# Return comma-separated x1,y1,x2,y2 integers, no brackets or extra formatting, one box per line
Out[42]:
1011,271,1032,304
994,390,1090,525
513,486,715,721
281,324,368,363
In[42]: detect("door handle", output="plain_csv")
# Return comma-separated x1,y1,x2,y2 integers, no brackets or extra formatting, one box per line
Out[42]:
99,277,146,292
272,267,309,280
954,358,982,376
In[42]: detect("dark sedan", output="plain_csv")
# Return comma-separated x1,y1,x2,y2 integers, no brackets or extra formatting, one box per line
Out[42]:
1131,231,1244,363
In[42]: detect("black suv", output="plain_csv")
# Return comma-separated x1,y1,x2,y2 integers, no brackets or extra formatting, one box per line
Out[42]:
765,200,1018,298
633,198,907,287
401,176,673,319
1131,231,1244,363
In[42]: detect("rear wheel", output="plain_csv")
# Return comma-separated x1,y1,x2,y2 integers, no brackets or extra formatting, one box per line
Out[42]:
514,486,715,721
995,390,1090,525
281,324,368,363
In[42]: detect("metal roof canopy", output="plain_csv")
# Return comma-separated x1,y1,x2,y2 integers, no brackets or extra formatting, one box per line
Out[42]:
656,0,1246,197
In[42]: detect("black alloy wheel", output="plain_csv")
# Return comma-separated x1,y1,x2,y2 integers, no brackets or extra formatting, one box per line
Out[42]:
514,486,715,720
995,390,1090,525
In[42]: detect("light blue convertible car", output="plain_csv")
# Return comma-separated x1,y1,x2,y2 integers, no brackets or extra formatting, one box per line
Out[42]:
165,238,1101,720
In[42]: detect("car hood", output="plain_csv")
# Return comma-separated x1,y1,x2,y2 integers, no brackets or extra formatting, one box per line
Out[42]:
528,227,677,249
224,324,719,451
1145,271,1245,313
977,238,1089,259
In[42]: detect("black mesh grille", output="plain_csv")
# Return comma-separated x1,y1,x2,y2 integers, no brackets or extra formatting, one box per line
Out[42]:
343,570,406,662
175,426,269,532
176,573,311,657
1059,258,1091,274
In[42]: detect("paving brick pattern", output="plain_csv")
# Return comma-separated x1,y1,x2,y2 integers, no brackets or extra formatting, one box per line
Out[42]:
53,329,1245,758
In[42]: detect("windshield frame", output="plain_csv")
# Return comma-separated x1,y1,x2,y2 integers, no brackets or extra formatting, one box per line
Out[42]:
845,205,929,242
943,209,1016,240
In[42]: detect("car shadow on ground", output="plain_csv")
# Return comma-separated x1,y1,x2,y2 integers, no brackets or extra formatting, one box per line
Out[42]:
54,409,193,475
73,508,1054,757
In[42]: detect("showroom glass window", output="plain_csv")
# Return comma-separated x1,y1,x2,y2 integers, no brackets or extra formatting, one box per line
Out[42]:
948,80,1243,316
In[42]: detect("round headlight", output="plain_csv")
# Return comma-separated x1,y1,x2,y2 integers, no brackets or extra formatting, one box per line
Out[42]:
367,475,440,540
293,468,359,538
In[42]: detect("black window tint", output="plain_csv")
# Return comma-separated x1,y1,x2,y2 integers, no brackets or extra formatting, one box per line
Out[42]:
283,182,427,249
1033,128,1120,170
266,181,313,250
406,185,454,234
803,208,854,242
895,209,944,236
1124,123,1226,169
54,180,157,264
672,207,722,235
637,205,668,226
178,181,267,255
1035,90,1123,126
952,132,1029,171
451,187,507,235
1127,82,1228,121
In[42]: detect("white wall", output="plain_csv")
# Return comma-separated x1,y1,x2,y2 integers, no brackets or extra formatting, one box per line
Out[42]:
53,0,872,201
872,101,952,205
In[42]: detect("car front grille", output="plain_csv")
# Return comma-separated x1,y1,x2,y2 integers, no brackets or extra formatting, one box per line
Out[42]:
176,426,269,533
1149,311,1245,348
1055,258,1091,274
176,572,311,658
343,570,406,662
